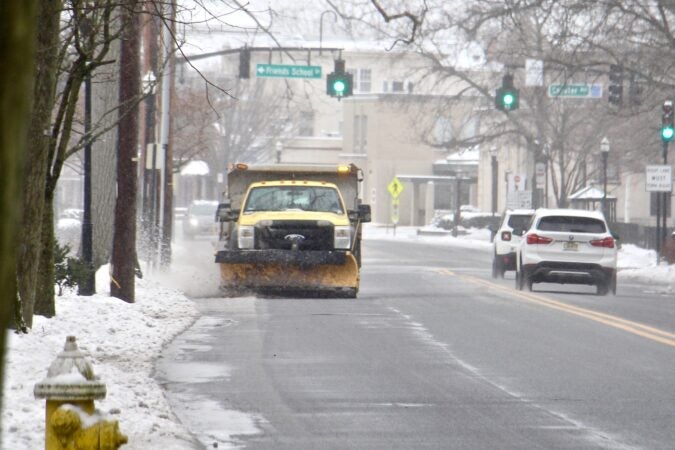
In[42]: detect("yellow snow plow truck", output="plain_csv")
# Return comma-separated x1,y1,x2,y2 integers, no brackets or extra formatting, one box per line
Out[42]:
215,163,371,297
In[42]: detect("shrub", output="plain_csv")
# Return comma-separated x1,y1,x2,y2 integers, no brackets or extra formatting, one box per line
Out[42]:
54,241,94,296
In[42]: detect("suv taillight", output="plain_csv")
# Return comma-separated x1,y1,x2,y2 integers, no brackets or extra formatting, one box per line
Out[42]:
590,236,615,248
501,231,512,241
526,233,553,245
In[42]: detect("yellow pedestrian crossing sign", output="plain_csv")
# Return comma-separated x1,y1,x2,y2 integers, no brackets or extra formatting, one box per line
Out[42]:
388,177,403,199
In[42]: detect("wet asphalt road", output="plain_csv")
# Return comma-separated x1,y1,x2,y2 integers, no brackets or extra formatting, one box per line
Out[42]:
157,237,675,449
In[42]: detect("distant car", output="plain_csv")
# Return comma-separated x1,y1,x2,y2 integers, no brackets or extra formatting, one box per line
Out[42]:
492,209,535,278
515,208,618,295
182,200,219,239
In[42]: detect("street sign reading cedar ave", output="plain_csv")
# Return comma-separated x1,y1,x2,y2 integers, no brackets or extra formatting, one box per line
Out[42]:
256,64,322,79
548,84,603,98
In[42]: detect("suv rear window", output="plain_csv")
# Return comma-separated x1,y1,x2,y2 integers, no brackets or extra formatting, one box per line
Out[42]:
537,216,606,233
507,214,533,230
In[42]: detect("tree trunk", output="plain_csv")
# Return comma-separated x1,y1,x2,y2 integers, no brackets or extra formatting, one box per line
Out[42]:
0,0,38,419
92,47,120,274
22,0,62,322
111,0,140,302
35,197,56,317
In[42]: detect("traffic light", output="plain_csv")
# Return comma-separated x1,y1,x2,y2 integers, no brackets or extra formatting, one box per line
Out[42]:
495,74,519,111
662,100,674,142
326,59,353,99
608,64,623,106
239,48,250,79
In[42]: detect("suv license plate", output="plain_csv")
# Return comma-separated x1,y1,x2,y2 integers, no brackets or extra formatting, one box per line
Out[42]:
563,241,578,251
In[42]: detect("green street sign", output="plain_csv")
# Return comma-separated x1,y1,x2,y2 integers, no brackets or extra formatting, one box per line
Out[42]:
548,84,603,98
256,64,322,79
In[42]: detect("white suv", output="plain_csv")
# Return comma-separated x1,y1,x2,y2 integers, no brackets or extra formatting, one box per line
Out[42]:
492,209,535,278
515,209,617,295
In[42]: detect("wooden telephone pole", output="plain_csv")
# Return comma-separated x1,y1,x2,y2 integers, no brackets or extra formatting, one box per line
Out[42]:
111,0,140,302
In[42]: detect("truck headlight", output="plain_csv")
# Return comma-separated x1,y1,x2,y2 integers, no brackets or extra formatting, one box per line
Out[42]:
189,217,199,227
238,225,255,249
334,226,351,250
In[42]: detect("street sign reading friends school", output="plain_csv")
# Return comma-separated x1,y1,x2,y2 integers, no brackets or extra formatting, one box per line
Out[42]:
256,64,322,79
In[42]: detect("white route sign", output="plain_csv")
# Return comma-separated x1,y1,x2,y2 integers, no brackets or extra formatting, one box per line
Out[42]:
646,165,672,192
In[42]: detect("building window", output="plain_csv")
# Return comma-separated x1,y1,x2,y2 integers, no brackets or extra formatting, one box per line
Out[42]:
347,69,372,93
353,115,368,153
433,117,453,145
459,116,478,140
391,81,405,92
358,69,371,92
298,111,314,136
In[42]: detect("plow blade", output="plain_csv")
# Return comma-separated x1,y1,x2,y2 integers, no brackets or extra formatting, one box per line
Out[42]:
219,253,359,294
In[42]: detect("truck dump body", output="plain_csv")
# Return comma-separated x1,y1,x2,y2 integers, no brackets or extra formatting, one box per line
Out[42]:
215,164,369,297
225,164,361,211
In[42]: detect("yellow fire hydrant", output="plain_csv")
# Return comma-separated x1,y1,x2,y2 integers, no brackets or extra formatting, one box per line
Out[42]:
34,336,128,450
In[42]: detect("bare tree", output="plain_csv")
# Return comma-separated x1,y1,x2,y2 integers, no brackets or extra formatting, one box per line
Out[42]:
327,0,675,207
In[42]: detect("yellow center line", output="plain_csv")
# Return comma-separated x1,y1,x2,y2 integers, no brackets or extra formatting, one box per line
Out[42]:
437,269,675,348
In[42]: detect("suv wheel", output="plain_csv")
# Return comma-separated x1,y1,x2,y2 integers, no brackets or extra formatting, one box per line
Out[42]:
596,281,609,296
523,269,533,291
492,257,501,278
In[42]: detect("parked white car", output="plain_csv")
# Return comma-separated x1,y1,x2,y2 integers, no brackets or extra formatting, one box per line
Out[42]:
515,208,618,295
492,209,535,278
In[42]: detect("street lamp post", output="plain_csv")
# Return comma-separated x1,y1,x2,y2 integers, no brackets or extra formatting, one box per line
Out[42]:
79,17,94,296
141,70,157,263
600,137,610,220
79,64,94,296
490,146,498,217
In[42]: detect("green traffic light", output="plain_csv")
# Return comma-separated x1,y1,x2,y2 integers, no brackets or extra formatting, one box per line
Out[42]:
333,79,346,95
503,93,515,107
662,125,674,141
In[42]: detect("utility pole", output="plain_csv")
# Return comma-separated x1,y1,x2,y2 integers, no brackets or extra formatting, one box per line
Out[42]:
160,0,177,267
141,3,159,267
111,0,140,302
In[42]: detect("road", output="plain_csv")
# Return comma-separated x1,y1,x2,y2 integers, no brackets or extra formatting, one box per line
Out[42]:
157,236,675,449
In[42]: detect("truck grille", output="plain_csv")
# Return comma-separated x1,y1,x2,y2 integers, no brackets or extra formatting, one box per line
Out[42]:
256,221,333,250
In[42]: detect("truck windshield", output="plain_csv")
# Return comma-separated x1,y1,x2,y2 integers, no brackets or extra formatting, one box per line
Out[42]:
243,186,344,213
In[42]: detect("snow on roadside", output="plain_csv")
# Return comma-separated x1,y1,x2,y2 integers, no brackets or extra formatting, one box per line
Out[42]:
1,268,201,450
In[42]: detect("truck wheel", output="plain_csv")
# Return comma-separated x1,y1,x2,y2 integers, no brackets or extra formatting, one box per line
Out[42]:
354,238,362,268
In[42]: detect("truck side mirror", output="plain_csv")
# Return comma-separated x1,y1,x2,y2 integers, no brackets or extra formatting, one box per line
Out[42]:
358,204,371,223
349,204,372,223
216,203,238,222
